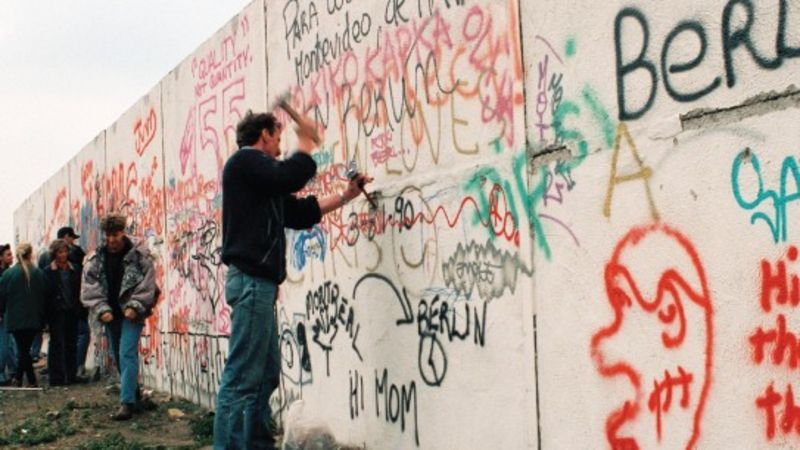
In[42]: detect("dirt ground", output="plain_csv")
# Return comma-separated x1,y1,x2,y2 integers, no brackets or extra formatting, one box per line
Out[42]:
0,368,213,449
0,365,366,449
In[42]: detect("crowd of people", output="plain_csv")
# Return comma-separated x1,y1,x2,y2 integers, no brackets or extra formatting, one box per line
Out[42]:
0,227,87,388
0,214,158,421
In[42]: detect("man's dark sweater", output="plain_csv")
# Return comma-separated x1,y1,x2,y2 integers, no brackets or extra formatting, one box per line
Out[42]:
105,239,132,318
221,148,322,283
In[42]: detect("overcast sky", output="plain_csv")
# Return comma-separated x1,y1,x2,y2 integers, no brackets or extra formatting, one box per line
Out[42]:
0,0,251,244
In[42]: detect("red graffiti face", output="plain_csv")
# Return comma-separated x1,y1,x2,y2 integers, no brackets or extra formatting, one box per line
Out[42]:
591,224,713,450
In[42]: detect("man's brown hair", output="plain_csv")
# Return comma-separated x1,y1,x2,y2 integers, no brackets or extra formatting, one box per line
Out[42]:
236,110,281,148
101,213,127,233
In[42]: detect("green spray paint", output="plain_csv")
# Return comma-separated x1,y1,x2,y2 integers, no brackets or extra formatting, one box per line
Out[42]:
513,152,551,260
553,86,616,175
582,86,616,149
463,151,552,260
565,38,577,58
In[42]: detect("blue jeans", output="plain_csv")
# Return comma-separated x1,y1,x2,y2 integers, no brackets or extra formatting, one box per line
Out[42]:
0,320,17,382
30,332,42,361
105,318,144,405
76,315,90,368
214,265,280,450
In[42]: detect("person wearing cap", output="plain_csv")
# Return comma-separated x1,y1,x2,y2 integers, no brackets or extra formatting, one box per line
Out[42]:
35,227,89,372
55,226,91,378
39,227,86,269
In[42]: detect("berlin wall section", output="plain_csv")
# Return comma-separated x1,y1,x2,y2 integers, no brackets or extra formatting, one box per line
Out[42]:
521,0,800,448
160,0,268,408
12,0,800,448
266,0,534,448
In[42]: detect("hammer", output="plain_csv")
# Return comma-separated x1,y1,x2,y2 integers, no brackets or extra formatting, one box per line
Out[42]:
270,92,322,145
346,163,378,209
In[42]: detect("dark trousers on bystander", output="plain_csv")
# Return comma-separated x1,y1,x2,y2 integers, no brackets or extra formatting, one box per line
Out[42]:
11,329,38,386
48,309,79,385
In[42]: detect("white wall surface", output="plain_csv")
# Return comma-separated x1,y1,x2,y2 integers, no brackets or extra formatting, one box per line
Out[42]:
67,133,106,254
105,86,168,389
13,0,800,448
522,0,800,448
266,0,534,448
42,166,71,249
160,0,267,407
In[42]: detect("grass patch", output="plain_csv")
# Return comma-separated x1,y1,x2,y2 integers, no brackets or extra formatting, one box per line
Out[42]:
189,412,214,446
75,432,147,450
1,392,211,449
74,432,201,450
0,412,77,446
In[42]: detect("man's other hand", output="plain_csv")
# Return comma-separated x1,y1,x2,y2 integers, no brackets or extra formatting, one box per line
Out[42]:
294,116,322,154
124,308,137,321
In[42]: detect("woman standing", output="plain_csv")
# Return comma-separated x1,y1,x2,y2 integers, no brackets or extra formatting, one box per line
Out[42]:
45,239,82,386
0,243,49,387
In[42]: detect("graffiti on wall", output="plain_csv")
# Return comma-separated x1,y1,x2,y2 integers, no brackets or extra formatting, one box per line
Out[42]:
614,1,800,121
161,9,262,404
12,0,800,448
591,223,713,449
751,245,800,440
272,2,533,446
280,0,525,177
44,186,69,244
306,281,363,375
732,149,800,244
70,159,105,252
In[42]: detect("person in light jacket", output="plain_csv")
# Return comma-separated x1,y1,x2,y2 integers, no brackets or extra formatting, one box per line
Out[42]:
81,213,158,420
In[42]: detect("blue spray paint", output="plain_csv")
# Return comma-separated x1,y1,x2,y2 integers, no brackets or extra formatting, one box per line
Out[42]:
732,150,800,243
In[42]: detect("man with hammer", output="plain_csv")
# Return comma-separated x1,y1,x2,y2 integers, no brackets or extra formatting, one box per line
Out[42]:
213,105,371,450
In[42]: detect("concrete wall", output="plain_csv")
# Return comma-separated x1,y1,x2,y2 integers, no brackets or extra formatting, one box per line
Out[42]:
15,184,46,256
267,1,534,448
105,85,168,388
12,0,800,448
523,1,800,448
67,133,106,255
161,0,268,405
